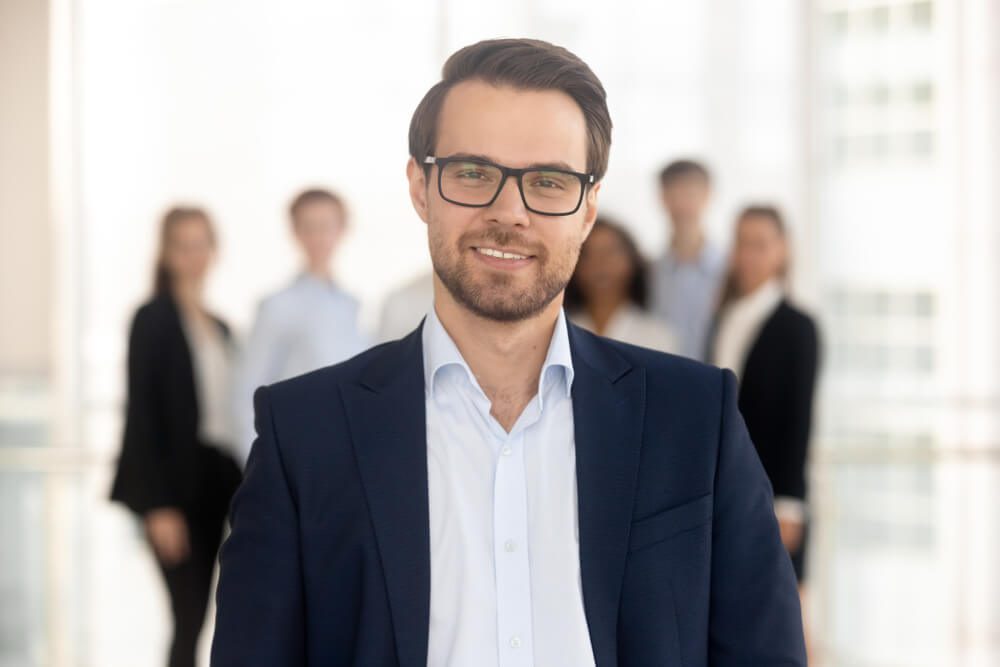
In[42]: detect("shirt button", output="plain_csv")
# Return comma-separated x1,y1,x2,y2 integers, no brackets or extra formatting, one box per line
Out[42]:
501,446,512,456
504,539,517,553
510,636,522,649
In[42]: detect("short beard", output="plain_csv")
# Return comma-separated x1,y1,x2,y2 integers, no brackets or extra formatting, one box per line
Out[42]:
430,226,579,323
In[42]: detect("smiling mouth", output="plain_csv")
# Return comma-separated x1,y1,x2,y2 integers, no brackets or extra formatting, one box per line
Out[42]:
473,246,534,260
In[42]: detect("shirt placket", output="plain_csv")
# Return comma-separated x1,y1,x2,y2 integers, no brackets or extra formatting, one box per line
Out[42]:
493,427,534,666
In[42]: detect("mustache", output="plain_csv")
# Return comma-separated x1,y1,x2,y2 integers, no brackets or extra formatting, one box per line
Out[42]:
459,229,546,258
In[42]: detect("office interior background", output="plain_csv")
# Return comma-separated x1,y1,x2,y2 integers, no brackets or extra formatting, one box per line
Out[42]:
1,0,998,665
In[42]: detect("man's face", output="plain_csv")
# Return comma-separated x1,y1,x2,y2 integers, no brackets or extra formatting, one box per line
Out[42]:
293,200,345,268
407,80,600,322
659,175,709,231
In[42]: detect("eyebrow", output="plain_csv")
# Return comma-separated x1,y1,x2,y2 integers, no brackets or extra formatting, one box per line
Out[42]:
444,152,583,173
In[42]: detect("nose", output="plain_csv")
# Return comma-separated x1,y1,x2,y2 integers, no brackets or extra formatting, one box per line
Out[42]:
486,174,531,228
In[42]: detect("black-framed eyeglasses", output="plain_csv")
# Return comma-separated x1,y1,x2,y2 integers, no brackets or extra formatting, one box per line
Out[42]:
423,155,595,216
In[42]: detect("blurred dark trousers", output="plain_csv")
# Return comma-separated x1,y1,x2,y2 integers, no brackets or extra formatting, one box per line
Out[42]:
156,447,241,667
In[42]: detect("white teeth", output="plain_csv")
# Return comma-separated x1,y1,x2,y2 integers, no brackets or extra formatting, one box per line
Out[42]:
476,247,527,260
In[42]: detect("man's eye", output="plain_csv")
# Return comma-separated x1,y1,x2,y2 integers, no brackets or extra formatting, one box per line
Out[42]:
530,174,568,189
457,169,487,179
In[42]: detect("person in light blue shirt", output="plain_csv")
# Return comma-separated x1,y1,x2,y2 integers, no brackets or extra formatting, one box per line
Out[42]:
649,160,726,361
232,188,370,462
212,38,805,667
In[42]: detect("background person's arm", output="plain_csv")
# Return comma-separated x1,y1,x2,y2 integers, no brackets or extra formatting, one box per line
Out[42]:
231,299,286,464
773,316,820,551
212,386,306,665
113,306,177,513
709,369,806,665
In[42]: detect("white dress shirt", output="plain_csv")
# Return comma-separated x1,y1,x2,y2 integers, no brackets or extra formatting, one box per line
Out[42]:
234,273,370,463
712,279,804,523
711,278,783,382
572,304,679,354
181,313,236,456
423,306,596,667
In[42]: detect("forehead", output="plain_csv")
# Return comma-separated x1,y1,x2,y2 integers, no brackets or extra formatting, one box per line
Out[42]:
662,174,709,191
295,199,342,220
435,79,589,172
738,215,782,238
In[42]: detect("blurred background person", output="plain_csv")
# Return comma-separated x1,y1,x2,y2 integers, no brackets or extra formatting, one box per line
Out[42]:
376,270,434,342
566,216,677,352
109,207,243,667
233,188,369,460
710,204,819,588
649,159,726,361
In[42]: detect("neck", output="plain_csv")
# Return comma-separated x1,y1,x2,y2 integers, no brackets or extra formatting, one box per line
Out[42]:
740,276,779,299
585,297,624,336
433,279,560,431
670,224,704,262
171,279,203,314
305,262,333,281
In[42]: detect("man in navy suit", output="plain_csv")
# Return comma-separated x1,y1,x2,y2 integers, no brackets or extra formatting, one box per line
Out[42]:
212,38,806,666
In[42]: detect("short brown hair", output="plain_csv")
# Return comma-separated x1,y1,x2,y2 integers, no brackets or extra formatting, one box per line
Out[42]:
288,188,347,226
408,38,613,182
658,159,711,188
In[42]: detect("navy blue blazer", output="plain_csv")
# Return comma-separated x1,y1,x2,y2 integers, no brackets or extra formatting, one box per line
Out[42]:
212,323,805,666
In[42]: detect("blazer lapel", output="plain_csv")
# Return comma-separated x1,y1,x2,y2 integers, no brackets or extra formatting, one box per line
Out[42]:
341,327,430,667
569,325,646,666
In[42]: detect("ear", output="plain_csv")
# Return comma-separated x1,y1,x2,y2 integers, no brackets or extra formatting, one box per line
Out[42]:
406,157,431,224
580,181,601,242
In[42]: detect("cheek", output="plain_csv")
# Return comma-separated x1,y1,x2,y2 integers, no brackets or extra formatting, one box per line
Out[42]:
428,199,479,240
192,248,214,270
609,255,632,281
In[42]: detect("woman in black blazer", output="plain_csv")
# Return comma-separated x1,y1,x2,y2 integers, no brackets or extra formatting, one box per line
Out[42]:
111,207,242,667
710,205,820,585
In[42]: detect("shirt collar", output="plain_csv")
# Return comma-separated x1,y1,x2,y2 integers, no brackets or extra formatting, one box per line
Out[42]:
422,305,575,401
729,278,784,317
295,271,341,291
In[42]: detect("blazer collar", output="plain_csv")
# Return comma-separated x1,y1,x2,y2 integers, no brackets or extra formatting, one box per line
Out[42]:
568,324,645,665
345,322,644,666
342,324,430,667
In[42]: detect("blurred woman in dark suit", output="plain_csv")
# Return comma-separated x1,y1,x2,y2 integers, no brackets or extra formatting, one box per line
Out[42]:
710,205,820,585
111,207,242,667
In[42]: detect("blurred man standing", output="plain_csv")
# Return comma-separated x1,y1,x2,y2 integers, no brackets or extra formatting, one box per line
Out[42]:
232,188,369,461
649,160,725,361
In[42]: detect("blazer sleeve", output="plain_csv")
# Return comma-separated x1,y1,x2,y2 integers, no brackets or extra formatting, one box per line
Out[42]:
211,385,306,666
111,306,176,514
773,315,820,502
709,369,806,665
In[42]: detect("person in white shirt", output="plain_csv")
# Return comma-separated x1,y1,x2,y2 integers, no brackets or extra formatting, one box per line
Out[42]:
566,215,678,353
111,207,242,667
232,188,370,462
376,271,435,342
710,204,820,588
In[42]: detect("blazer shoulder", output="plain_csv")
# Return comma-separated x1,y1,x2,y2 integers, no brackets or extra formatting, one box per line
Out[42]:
583,329,725,402
130,296,178,337
776,300,817,326
771,301,820,343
